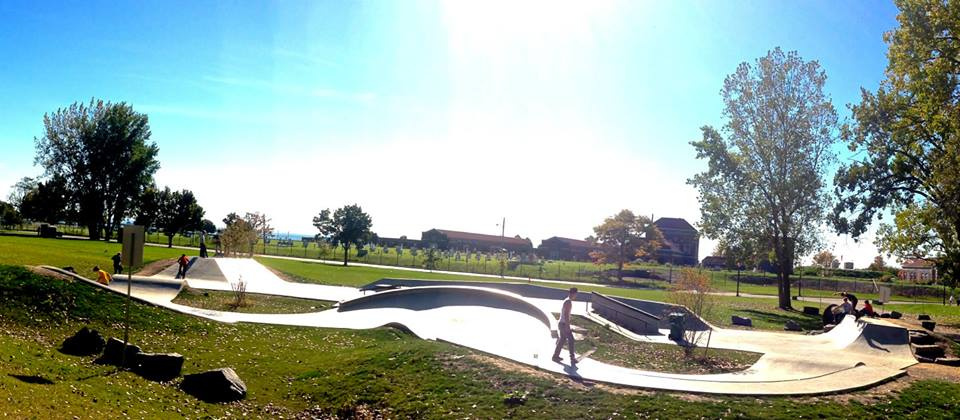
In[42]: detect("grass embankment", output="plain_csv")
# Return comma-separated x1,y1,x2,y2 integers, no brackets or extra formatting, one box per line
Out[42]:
5,265,960,418
171,287,332,314
0,234,187,279
569,316,761,374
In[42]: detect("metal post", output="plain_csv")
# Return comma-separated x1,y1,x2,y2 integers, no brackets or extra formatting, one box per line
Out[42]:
121,231,134,370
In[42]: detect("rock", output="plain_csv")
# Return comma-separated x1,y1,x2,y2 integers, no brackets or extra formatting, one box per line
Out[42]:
135,352,184,381
922,321,937,331
918,314,931,321
880,313,891,318
60,327,105,356
912,344,945,359
890,311,903,319
731,315,752,327
99,337,141,367
181,368,247,402
910,331,935,345
784,320,802,331
935,357,960,367
802,306,820,316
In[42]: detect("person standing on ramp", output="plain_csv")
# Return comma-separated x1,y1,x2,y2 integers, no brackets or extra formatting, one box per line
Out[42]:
176,254,190,279
552,287,578,367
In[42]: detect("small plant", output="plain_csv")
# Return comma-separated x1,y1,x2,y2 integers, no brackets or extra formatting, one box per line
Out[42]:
230,275,248,308
668,268,717,357
503,390,527,406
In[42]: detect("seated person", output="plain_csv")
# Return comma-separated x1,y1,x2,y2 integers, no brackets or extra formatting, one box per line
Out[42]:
839,292,858,312
859,300,876,317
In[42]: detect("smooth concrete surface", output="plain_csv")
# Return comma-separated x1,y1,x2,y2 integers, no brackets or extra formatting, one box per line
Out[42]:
41,259,917,395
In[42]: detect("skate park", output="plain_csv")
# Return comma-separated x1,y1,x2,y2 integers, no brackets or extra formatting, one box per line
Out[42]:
41,257,920,396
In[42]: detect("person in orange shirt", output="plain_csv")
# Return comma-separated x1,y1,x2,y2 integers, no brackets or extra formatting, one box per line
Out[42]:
93,266,112,285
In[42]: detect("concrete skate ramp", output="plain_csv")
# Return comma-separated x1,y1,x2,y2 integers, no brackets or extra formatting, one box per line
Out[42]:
155,257,226,282
362,278,709,331
39,266,183,305
339,286,555,331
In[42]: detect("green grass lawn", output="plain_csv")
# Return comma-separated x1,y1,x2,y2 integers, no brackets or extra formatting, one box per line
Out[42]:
0,234,187,279
4,264,960,418
569,315,761,374
171,287,333,314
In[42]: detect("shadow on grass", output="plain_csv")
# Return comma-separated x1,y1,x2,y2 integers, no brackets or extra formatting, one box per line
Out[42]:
738,309,821,330
8,374,54,385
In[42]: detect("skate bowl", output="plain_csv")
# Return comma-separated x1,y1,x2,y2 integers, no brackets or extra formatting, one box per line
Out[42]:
339,285,556,333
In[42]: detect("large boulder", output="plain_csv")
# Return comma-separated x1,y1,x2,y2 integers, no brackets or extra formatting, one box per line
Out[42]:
921,321,937,331
98,337,142,367
890,311,903,319
784,320,802,331
918,314,931,321
60,327,105,356
136,352,184,381
731,315,752,327
802,306,820,316
181,368,247,402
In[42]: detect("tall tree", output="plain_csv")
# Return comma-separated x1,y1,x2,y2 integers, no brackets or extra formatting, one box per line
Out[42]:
812,251,837,270
133,184,162,232
689,48,838,309
14,175,74,224
222,212,241,227
33,99,159,240
588,210,663,282
832,0,960,287
868,255,887,272
0,201,22,228
158,188,204,248
312,204,373,266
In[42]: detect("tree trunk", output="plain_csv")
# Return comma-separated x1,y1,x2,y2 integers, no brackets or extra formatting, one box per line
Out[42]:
167,234,173,248
87,222,100,241
343,244,349,267
617,260,623,282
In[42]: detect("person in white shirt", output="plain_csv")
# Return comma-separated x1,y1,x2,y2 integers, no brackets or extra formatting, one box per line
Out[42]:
552,287,578,367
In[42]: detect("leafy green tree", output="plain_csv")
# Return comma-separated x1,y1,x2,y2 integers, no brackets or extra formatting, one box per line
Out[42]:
689,48,838,309
589,210,664,282
200,219,217,234
312,204,373,266
422,247,441,270
13,175,74,224
832,0,960,287
133,184,162,232
33,99,159,240
158,188,204,248
0,201,22,228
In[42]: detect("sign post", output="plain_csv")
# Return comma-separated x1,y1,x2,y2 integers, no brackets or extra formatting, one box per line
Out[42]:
120,225,144,369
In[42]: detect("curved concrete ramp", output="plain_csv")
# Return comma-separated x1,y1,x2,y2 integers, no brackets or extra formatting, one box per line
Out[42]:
39,260,917,395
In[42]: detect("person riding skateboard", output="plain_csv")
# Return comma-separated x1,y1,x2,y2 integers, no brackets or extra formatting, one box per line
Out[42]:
552,287,578,367
176,254,190,279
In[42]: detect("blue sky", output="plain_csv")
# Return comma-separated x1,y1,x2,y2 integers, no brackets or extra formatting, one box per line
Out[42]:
0,0,900,266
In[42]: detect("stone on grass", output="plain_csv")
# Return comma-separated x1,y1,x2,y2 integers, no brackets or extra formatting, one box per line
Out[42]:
921,321,936,331
910,331,935,345
890,311,903,319
135,352,184,381
181,368,247,402
731,315,752,327
880,313,891,318
60,327,105,356
802,306,819,316
918,314,931,321
99,337,142,367
784,320,802,331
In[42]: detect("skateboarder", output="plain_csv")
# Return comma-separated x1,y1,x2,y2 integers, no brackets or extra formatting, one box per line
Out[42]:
111,252,123,274
176,254,190,279
838,292,858,312
552,287,578,367
93,266,112,285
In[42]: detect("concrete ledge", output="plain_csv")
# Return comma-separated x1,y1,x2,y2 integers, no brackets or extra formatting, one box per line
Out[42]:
591,292,661,335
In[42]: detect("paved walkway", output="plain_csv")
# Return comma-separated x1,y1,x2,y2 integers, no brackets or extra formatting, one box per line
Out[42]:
41,258,917,395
